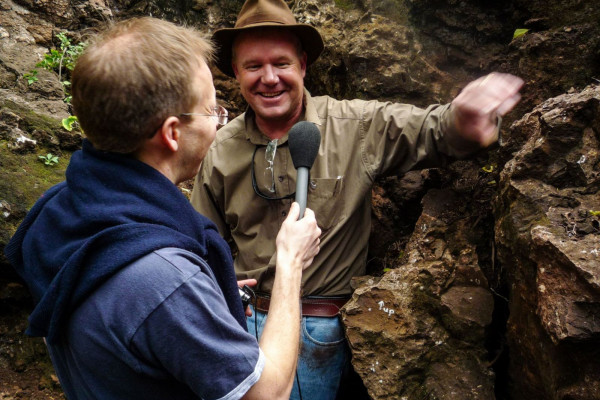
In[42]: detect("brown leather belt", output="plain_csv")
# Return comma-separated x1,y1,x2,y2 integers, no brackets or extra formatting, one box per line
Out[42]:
254,294,350,317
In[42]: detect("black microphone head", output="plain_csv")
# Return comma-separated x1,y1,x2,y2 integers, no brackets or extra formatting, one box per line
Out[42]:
288,121,321,169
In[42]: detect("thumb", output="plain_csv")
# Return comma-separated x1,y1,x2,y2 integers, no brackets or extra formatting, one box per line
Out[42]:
285,202,300,222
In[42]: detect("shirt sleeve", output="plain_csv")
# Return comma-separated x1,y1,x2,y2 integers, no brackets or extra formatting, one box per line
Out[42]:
192,157,235,246
360,101,482,179
129,250,263,400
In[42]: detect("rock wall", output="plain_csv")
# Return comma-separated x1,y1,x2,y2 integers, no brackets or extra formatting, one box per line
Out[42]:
496,85,600,399
1,0,599,399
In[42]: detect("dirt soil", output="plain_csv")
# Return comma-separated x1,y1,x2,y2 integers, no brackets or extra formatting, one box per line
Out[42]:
0,280,64,399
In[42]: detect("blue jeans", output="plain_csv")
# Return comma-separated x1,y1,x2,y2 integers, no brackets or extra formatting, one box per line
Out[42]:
247,306,350,400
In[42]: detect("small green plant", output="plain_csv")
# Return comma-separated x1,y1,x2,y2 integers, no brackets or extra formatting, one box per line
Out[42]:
590,210,600,217
24,32,86,105
35,47,63,72
24,32,86,133
62,115,79,132
39,153,59,166
36,32,85,81
23,69,38,85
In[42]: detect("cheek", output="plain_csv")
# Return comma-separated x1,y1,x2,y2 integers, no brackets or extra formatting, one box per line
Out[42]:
204,124,217,146
280,70,303,86
237,72,251,86
239,72,262,88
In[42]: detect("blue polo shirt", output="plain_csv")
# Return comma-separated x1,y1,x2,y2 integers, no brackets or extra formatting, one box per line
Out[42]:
46,248,264,399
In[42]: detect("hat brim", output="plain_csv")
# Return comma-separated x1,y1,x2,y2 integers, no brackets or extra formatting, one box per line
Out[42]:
212,23,324,77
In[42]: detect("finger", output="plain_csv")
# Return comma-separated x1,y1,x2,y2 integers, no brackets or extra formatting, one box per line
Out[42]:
479,126,500,148
245,306,253,317
303,257,316,270
503,74,525,93
303,209,320,233
311,244,320,260
309,239,321,257
285,202,300,222
303,207,316,221
465,74,522,102
471,86,520,116
237,278,258,288
496,93,522,116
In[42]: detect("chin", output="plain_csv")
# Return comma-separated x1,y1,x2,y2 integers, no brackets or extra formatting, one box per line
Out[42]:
258,109,292,122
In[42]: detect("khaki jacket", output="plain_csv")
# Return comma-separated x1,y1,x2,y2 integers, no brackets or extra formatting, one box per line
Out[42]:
191,90,479,296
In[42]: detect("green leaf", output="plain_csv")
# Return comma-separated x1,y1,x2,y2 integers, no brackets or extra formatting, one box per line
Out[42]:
590,210,600,217
62,115,78,131
23,69,38,85
39,153,58,166
57,32,70,48
513,29,529,40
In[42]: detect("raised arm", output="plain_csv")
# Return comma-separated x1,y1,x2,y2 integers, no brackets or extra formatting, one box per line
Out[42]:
243,202,321,400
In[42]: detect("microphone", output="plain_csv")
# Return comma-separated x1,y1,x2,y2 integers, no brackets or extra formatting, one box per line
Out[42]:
288,122,321,219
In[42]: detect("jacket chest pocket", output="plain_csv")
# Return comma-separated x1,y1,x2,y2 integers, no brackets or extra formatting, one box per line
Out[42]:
307,176,345,231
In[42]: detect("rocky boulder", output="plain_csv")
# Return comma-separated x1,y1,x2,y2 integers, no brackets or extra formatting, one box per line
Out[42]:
496,84,600,399
343,186,498,399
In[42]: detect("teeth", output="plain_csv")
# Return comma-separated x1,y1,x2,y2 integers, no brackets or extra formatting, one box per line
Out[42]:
261,91,283,98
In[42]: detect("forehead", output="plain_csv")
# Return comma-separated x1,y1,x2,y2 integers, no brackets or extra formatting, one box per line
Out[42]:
193,60,216,102
233,28,300,57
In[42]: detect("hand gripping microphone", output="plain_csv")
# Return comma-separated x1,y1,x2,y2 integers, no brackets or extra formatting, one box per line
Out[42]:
288,121,321,219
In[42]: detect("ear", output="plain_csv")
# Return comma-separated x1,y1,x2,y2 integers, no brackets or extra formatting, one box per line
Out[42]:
232,62,240,80
157,116,182,152
300,51,307,79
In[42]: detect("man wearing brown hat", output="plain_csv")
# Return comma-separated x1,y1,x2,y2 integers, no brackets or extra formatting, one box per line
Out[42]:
191,0,524,399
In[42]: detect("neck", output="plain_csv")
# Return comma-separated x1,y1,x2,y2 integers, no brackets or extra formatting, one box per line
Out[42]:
133,144,178,184
256,118,298,140
255,104,304,140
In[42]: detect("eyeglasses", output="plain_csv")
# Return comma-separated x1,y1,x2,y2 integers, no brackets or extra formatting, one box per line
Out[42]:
251,144,295,201
180,105,229,126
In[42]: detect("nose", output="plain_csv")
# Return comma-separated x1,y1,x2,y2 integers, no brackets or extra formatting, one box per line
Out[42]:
261,65,279,85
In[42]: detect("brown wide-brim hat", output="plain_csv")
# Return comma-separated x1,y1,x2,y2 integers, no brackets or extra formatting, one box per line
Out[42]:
212,0,324,77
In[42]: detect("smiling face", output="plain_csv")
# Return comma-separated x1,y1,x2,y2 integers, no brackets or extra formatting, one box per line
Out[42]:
232,28,307,136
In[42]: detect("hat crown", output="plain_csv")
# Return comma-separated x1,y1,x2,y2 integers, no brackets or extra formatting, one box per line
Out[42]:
235,0,297,28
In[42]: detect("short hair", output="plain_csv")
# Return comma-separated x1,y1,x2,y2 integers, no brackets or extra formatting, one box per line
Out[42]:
72,17,214,153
